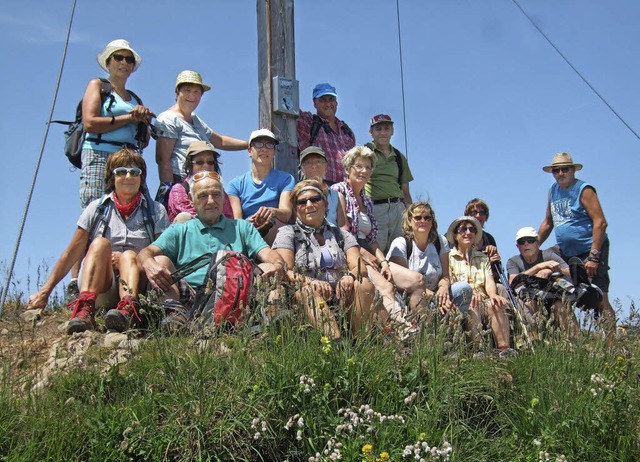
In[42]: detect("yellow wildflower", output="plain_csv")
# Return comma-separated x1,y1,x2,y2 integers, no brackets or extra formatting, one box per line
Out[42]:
362,444,373,454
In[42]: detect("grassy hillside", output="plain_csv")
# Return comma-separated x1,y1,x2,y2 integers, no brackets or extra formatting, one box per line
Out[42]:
1,299,639,461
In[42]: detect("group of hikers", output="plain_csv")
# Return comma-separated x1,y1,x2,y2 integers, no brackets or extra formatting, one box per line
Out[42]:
27,39,615,354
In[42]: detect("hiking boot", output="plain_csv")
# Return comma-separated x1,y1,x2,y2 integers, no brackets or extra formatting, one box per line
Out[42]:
105,296,142,332
67,293,96,334
65,279,80,303
498,348,517,359
160,299,192,335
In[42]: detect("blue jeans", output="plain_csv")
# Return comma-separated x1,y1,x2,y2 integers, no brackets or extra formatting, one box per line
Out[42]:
450,281,472,316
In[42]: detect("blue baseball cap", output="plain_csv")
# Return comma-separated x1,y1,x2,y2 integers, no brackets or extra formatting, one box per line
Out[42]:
312,83,338,99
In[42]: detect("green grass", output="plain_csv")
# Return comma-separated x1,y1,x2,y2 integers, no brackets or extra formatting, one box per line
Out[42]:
1,300,639,461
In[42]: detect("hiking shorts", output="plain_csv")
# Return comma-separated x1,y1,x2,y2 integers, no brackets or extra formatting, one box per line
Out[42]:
80,148,111,209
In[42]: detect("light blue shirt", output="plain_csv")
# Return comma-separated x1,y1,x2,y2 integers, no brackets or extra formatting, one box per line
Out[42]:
227,169,295,219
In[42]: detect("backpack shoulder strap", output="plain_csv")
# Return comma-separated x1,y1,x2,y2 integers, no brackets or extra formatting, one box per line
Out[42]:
340,120,355,141
141,192,156,242
404,236,412,260
89,195,113,242
328,224,345,252
126,88,143,105
309,114,323,146
182,179,190,194
392,146,404,185
434,235,441,255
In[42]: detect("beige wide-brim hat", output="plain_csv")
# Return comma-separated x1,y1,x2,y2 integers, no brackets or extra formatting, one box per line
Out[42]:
96,39,142,72
446,216,483,247
542,152,583,173
186,140,220,158
175,70,211,92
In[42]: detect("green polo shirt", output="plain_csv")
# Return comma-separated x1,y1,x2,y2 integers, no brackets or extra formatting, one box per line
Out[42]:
153,216,268,287
364,143,413,201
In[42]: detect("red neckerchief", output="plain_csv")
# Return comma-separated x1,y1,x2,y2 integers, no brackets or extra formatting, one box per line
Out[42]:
113,191,142,220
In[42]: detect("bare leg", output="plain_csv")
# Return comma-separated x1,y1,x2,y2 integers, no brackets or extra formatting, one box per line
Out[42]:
598,292,616,344
80,237,114,294
348,279,376,337
488,304,511,349
388,262,426,311
295,286,341,340
553,300,579,340
118,250,142,298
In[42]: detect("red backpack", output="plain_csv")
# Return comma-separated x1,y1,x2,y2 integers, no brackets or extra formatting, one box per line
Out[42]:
172,250,258,328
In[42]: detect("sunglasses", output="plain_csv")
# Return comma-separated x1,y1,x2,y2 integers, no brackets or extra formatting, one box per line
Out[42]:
193,171,221,182
413,215,433,222
111,53,136,65
551,166,572,174
193,160,217,166
113,167,142,177
517,237,538,245
469,210,487,217
457,225,477,234
296,195,323,207
252,141,276,149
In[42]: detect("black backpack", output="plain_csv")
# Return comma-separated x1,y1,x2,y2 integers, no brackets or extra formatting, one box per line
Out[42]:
52,78,146,169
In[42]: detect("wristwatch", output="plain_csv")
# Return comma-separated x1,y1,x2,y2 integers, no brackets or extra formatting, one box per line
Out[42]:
589,248,601,257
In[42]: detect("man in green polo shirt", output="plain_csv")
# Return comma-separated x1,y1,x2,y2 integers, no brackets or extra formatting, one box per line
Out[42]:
137,171,285,330
365,114,413,252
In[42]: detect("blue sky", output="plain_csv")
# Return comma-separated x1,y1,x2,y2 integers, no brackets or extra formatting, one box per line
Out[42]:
1,1,638,318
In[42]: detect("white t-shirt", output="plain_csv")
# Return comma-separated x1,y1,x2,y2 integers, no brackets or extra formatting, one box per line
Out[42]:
387,234,450,291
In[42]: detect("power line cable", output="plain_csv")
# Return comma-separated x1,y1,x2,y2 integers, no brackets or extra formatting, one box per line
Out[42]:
0,0,78,316
395,0,409,156
512,0,640,141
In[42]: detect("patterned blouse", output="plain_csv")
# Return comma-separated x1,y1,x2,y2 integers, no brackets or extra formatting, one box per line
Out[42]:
331,181,378,245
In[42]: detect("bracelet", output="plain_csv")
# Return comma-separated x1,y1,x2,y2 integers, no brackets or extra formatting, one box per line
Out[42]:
347,272,357,280
380,259,389,265
110,115,115,125
586,257,600,263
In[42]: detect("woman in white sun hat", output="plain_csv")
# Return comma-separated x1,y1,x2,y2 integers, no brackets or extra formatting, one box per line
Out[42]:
153,70,248,206
80,39,155,209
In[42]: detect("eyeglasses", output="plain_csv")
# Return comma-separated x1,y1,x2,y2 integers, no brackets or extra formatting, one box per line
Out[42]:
551,166,572,174
352,164,372,172
457,225,477,234
111,53,136,65
193,160,217,166
302,160,327,167
468,210,487,217
113,167,142,177
517,237,538,245
193,171,221,182
413,215,433,222
296,195,323,207
252,141,276,149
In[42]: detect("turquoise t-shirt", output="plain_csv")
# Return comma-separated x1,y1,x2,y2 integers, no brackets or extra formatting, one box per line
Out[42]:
152,216,268,287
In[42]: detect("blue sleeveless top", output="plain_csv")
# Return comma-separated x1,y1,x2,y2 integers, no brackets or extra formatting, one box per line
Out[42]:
550,179,604,256
83,90,141,153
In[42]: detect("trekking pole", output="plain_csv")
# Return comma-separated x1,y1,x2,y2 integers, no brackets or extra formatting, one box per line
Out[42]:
493,261,534,352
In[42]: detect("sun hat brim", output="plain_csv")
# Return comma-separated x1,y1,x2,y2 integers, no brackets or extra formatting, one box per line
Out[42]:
97,39,142,73
446,216,483,247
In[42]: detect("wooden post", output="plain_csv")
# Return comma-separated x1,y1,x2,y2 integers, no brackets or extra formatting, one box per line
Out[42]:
257,0,298,177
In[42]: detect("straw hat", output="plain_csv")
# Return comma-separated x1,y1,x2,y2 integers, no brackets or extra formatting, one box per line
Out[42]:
96,39,142,72
175,70,211,92
446,216,483,246
542,152,583,173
